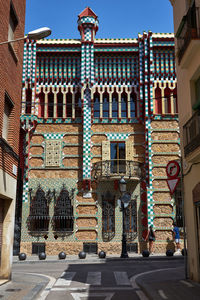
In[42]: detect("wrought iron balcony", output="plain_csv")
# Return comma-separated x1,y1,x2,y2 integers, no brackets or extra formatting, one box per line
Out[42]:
92,160,141,180
177,4,200,63
183,110,200,156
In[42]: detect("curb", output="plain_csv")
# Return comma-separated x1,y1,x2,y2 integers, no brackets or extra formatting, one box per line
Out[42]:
13,255,184,264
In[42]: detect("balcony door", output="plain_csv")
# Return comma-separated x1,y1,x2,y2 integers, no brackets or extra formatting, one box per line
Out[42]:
110,142,125,174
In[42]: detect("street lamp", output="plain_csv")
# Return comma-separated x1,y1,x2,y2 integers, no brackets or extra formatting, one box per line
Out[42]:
0,27,52,45
119,176,129,258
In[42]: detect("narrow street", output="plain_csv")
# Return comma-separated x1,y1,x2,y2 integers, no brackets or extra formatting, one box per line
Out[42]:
1,256,187,300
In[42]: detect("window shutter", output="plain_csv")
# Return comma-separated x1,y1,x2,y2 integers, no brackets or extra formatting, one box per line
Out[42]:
126,140,133,161
102,141,110,161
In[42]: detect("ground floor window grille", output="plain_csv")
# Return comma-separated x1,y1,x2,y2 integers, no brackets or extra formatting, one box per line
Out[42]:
27,187,50,232
102,191,115,241
125,199,137,241
52,186,74,232
127,243,138,253
83,243,98,254
32,243,45,254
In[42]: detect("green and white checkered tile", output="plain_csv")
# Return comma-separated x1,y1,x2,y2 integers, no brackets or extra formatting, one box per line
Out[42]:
106,133,130,140
44,133,64,139
22,181,29,203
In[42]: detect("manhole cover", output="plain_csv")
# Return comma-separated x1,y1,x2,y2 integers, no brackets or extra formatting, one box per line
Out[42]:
6,288,21,292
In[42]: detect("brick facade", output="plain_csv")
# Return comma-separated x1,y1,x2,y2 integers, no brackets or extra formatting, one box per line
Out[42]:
0,0,26,279
20,7,182,255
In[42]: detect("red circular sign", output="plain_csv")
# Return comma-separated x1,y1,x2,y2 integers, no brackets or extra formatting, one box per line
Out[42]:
166,160,180,178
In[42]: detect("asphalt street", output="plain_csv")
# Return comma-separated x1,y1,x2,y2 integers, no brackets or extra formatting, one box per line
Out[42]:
8,257,185,300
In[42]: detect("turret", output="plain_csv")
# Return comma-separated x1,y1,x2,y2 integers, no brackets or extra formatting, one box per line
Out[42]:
78,7,99,42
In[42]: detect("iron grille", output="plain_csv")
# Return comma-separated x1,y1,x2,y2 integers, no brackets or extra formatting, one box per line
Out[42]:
83,243,98,254
32,243,45,254
183,110,200,156
102,191,115,242
52,186,74,232
125,199,137,241
177,3,199,62
127,243,138,253
27,187,50,232
92,160,141,180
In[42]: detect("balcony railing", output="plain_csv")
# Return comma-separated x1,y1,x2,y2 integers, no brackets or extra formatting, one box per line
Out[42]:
183,110,200,156
92,160,141,180
177,4,200,63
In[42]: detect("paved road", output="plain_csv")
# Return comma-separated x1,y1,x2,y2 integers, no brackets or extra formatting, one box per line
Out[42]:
10,258,184,300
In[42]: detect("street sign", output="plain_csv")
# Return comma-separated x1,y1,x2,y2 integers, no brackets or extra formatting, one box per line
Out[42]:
166,160,180,178
167,178,180,195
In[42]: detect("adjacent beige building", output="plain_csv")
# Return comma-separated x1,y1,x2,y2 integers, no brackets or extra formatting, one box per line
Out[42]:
170,0,200,282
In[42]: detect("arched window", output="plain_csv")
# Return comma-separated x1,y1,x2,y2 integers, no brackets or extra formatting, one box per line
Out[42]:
155,87,162,114
130,92,136,118
66,92,72,117
27,186,50,232
75,91,82,117
164,87,171,114
102,191,115,242
125,199,137,241
112,92,118,118
103,92,109,118
48,92,54,118
25,87,32,114
93,93,100,118
57,92,63,118
121,93,127,118
52,186,74,232
38,91,45,118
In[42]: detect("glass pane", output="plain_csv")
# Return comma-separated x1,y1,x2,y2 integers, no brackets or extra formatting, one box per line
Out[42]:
121,95,127,118
94,95,100,118
110,143,117,173
112,95,118,118
130,95,136,118
103,95,109,118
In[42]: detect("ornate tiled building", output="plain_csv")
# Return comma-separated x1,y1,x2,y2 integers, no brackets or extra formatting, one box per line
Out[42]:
19,7,181,255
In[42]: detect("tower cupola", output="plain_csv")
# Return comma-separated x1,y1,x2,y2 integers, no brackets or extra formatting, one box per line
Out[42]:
78,7,99,42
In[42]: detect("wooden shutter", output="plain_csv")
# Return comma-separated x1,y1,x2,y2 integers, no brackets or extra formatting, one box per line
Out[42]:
102,141,110,161
126,140,133,161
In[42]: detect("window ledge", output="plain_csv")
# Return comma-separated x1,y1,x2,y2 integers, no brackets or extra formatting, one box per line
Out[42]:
0,137,19,160
8,43,18,63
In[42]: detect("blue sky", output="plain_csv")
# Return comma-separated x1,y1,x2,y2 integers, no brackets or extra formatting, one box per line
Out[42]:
25,0,173,39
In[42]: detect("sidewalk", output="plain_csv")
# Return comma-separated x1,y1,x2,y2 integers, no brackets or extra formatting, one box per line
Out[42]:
12,252,183,264
136,266,200,300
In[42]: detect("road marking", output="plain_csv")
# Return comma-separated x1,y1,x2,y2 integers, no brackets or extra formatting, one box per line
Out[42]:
13,271,56,300
180,280,194,287
130,267,183,300
51,286,133,291
136,290,149,300
158,289,168,299
114,271,130,285
71,292,114,300
86,272,101,285
54,272,76,286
